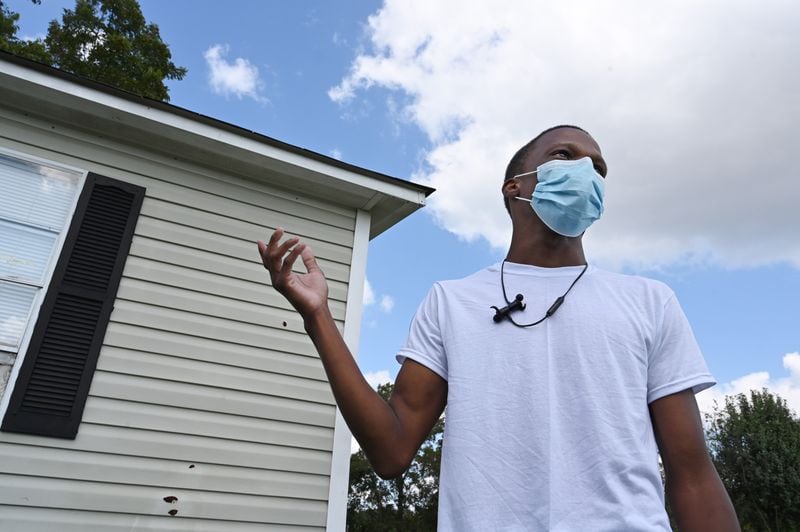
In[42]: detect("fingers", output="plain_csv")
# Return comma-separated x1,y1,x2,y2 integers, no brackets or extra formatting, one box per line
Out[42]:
282,242,306,272
258,227,284,269
284,243,323,277
272,236,299,272
259,228,291,271
257,228,314,284
258,230,279,270
257,239,268,265
267,227,283,249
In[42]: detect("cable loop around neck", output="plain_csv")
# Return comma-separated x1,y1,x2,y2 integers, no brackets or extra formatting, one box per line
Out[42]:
497,260,589,328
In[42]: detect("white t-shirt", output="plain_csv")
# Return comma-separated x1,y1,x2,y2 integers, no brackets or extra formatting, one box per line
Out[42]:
397,262,715,531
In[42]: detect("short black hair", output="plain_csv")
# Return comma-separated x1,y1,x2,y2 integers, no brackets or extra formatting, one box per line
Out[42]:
502,124,590,213
504,125,590,182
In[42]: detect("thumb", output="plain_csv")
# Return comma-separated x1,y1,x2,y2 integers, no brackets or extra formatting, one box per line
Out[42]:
300,245,322,274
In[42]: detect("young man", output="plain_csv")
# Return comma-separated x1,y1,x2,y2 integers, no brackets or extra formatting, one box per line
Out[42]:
258,126,739,531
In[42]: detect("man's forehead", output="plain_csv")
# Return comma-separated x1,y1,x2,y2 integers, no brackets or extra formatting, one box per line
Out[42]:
535,127,601,153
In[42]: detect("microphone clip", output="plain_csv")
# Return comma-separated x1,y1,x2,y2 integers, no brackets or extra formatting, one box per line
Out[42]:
491,293,525,323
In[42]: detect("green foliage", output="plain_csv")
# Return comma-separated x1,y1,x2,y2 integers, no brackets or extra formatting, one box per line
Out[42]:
0,1,50,63
0,3,21,47
706,389,800,531
347,382,443,531
0,0,185,100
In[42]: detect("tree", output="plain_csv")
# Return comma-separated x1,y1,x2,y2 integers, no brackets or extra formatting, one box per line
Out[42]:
347,382,443,531
0,1,50,63
0,0,185,101
705,389,800,531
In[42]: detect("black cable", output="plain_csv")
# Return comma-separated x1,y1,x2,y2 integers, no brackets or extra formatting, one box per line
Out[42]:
496,260,589,328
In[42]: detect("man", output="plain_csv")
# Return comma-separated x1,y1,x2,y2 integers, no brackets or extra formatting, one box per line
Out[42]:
258,125,739,531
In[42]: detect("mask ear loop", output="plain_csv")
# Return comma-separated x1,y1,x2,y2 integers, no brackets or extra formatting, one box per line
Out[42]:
511,168,538,204
513,169,539,179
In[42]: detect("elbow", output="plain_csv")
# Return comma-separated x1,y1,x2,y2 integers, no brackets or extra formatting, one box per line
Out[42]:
374,463,407,480
368,451,413,480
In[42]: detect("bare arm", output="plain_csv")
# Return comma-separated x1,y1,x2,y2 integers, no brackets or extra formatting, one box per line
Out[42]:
258,229,447,478
650,389,739,531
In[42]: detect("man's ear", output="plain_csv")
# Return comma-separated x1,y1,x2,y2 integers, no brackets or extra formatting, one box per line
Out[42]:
502,178,521,201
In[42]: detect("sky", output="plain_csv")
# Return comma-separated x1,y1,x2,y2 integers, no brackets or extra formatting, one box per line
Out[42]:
8,0,800,421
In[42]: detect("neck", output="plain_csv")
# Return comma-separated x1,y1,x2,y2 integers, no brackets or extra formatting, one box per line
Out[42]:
505,224,587,268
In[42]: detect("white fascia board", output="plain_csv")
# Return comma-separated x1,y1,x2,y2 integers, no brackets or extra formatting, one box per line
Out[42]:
0,60,429,211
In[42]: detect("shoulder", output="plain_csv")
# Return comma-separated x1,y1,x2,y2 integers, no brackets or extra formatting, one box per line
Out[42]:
590,267,675,302
413,265,497,311
435,265,497,294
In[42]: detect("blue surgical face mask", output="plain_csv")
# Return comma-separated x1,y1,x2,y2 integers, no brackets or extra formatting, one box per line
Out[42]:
513,157,605,237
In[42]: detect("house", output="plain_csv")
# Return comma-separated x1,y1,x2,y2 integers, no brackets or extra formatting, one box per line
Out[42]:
0,50,433,531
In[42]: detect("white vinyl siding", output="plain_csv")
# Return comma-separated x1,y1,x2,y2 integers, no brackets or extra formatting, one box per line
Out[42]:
0,105,355,530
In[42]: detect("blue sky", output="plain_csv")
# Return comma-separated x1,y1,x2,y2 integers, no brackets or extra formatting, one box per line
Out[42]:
9,0,800,415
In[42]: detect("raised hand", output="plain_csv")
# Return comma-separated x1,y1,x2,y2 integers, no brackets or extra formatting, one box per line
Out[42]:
257,228,329,318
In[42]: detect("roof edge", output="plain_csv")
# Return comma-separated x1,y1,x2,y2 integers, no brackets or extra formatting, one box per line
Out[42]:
0,50,435,199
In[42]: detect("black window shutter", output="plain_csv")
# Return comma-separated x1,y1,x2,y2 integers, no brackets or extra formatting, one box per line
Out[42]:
2,173,145,439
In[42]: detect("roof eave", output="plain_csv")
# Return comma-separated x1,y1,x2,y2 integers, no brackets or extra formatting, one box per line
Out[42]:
0,51,433,239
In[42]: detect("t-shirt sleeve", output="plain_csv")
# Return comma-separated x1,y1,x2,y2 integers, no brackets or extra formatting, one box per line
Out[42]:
396,283,448,381
647,292,715,403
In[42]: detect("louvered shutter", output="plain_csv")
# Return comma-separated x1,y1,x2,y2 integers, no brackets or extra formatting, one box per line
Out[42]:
2,173,145,438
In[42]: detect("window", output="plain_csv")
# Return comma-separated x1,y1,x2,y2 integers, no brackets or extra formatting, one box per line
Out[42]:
0,148,145,438
0,150,83,368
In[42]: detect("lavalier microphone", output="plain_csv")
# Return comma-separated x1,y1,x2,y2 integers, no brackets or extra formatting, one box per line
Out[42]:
491,293,526,323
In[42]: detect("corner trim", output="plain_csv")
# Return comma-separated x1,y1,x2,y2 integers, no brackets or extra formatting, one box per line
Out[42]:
326,209,371,531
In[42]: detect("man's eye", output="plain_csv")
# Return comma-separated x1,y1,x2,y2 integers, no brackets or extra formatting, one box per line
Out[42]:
553,149,570,158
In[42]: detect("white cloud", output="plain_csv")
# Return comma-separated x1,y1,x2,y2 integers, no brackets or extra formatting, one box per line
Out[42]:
204,44,265,102
363,278,395,313
332,32,348,47
329,148,343,160
696,352,800,420
20,33,45,43
364,369,392,390
379,295,395,313
363,278,376,306
332,0,800,269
